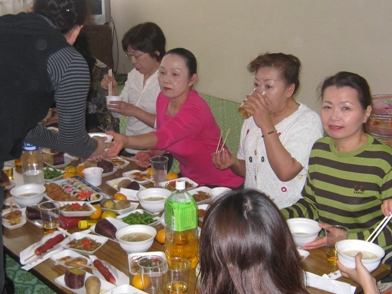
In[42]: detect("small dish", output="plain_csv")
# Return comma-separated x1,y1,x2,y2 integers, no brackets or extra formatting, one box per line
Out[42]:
100,201,138,215
55,271,116,294
4,180,16,191
128,251,167,275
117,209,160,226
60,232,108,255
51,249,91,269
189,186,213,204
122,169,152,184
90,217,129,241
44,167,65,182
44,153,74,169
158,177,198,191
2,207,26,230
59,202,96,217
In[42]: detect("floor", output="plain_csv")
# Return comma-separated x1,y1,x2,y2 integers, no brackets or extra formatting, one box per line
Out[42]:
5,254,55,294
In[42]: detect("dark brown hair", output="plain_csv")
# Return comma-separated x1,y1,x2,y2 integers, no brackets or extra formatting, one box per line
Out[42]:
198,189,309,294
319,71,372,110
248,52,301,95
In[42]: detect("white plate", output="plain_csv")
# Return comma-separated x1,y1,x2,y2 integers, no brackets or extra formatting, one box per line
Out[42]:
44,176,110,203
102,168,117,177
90,255,130,285
106,176,146,192
50,249,91,268
55,271,116,294
189,187,212,204
4,179,16,191
122,169,152,184
90,217,129,241
44,167,65,182
109,284,148,294
44,153,74,169
101,201,138,215
59,202,96,217
20,231,66,265
158,177,198,191
298,248,310,261
107,156,129,170
128,251,167,275
117,209,160,226
60,232,108,255
2,207,26,230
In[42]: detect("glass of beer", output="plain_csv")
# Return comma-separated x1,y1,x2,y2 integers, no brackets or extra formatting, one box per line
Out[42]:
325,225,349,266
2,161,14,180
238,89,266,119
39,201,60,235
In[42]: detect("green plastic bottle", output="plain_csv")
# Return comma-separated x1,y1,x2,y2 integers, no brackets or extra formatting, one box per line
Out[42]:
164,180,198,269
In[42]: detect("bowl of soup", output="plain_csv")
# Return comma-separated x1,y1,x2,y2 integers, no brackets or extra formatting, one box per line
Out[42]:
115,225,157,253
137,188,171,214
287,218,321,247
335,239,385,272
10,183,45,207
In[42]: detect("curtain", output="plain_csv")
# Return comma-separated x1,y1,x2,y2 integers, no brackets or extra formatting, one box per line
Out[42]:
0,0,33,16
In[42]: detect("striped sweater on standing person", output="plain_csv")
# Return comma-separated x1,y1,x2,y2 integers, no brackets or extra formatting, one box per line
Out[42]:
281,134,392,253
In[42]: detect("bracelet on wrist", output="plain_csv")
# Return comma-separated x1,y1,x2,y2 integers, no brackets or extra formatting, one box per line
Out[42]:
261,130,277,138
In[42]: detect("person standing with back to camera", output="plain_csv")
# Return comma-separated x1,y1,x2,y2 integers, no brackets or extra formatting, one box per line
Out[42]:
101,22,167,157
0,0,112,292
212,52,323,209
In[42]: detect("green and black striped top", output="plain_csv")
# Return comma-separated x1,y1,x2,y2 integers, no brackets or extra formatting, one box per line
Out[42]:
281,134,392,253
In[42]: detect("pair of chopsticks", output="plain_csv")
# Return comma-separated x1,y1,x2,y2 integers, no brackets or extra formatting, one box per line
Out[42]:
108,69,113,96
215,128,231,153
366,213,392,243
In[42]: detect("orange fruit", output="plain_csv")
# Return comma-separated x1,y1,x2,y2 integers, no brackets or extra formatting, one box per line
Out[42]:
113,192,127,201
155,229,165,244
77,165,86,178
166,172,178,181
132,274,150,290
90,205,102,220
101,211,116,219
64,166,77,174
62,172,75,178
146,168,153,176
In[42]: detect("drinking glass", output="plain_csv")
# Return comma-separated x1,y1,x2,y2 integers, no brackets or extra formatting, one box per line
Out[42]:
38,201,60,235
150,156,169,186
325,225,349,266
238,89,266,119
166,258,190,294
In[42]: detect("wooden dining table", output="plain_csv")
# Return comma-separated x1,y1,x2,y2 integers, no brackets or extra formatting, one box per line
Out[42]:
3,159,391,294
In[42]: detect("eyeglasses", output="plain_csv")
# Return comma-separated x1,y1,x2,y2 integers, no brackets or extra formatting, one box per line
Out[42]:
124,52,146,61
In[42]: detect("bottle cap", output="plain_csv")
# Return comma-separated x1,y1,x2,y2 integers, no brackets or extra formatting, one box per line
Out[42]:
22,142,39,151
176,180,185,190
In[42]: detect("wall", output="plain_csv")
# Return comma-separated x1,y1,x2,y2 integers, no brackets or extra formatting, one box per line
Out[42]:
110,0,392,111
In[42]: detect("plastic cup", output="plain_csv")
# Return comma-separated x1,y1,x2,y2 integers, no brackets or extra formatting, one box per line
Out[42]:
150,156,169,186
325,225,349,266
137,256,168,294
3,161,14,180
82,167,103,186
238,89,266,119
38,201,60,235
166,258,190,294
106,95,122,118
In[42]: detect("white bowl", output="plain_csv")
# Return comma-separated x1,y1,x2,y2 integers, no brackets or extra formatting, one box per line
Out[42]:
88,132,113,142
115,225,157,254
10,184,45,207
336,239,385,272
137,188,171,214
211,187,232,198
287,218,321,247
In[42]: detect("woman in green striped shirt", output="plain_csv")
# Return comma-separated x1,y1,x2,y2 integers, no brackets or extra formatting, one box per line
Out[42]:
281,72,392,259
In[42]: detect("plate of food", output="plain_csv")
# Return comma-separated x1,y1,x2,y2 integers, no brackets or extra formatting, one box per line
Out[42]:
106,177,145,192
43,166,65,182
2,207,26,230
51,249,91,269
122,170,152,184
197,204,209,222
107,157,129,170
44,176,110,203
128,251,167,275
60,232,108,255
158,177,198,191
59,202,97,217
89,217,128,241
100,199,138,215
43,151,74,169
188,186,213,204
90,256,129,286
55,271,116,294
117,209,160,226
4,179,16,191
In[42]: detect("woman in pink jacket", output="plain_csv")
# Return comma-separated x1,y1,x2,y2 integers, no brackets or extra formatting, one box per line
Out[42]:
107,48,243,188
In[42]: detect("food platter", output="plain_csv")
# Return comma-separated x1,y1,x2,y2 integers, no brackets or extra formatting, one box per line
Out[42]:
59,202,97,217
2,207,26,230
44,176,111,203
43,153,74,169
188,186,212,204
107,156,129,170
60,232,108,255
116,209,160,226
100,200,138,215
122,169,151,184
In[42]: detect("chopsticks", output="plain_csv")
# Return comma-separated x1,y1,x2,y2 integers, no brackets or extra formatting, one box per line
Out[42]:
108,69,113,96
215,128,231,153
366,213,392,243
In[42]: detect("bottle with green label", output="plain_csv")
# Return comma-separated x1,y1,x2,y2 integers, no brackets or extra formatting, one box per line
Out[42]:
164,180,198,269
